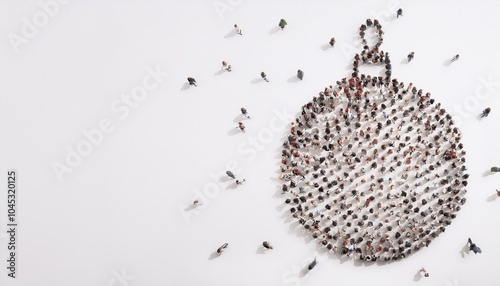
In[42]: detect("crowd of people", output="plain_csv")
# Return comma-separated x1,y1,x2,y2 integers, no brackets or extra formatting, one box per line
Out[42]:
184,11,493,280
280,19,469,262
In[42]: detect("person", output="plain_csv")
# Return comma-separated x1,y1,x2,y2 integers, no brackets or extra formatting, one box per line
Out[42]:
237,122,246,132
480,107,491,117
217,243,229,255
187,77,197,86
234,24,242,35
297,69,304,80
241,107,251,119
261,72,269,82
467,238,482,254
222,61,232,72
236,179,246,186
263,241,273,249
496,189,500,196
407,52,414,62
193,199,203,206
451,54,460,62
226,170,236,179
279,19,287,30
329,37,336,47
419,267,429,277
308,258,317,270
397,8,403,18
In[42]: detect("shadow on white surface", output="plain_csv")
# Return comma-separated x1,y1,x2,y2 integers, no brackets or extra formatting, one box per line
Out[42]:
321,43,332,51
269,26,281,35
459,242,470,258
227,127,242,136
209,251,220,261
250,77,264,84
214,69,226,76
181,82,191,91
486,194,497,202
287,75,300,83
224,29,237,38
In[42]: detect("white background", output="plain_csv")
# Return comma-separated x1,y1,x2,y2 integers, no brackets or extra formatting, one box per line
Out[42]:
0,0,500,285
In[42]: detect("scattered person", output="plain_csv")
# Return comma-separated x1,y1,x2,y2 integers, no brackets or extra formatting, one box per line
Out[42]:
419,267,430,277
480,107,491,118
226,170,236,179
237,122,246,132
236,179,246,185
407,52,414,62
297,69,304,80
222,61,232,72
234,24,242,35
308,258,317,270
193,199,203,206
329,37,336,47
397,8,403,18
261,72,269,82
496,189,500,196
187,77,197,86
279,19,288,30
263,241,273,249
451,54,460,62
467,238,482,254
241,107,251,119
217,243,229,255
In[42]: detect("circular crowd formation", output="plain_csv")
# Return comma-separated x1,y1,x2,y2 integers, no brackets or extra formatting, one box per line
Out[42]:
279,19,468,262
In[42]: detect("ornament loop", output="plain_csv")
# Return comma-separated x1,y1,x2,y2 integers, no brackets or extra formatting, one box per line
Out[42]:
352,19,391,79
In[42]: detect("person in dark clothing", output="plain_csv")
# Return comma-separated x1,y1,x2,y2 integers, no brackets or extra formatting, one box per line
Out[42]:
217,243,229,255
480,107,491,117
308,257,317,270
397,8,403,18
241,107,251,119
279,19,288,29
263,241,273,249
237,122,246,132
222,61,232,72
329,37,336,47
451,54,460,62
297,69,304,80
407,52,414,62
261,72,269,82
187,77,197,86
226,170,236,179
467,238,482,254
